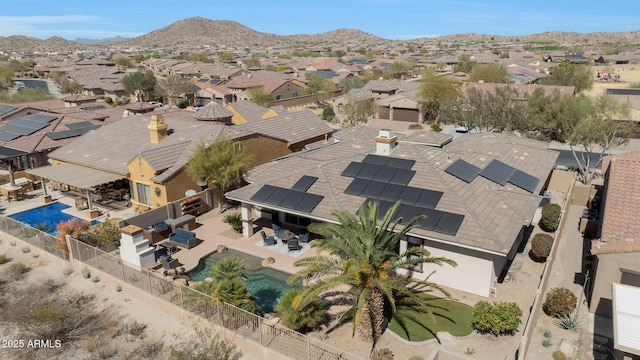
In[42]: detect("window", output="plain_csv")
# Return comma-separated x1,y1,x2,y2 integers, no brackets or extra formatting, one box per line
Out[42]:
292,92,298,97
136,182,152,206
284,213,312,227
275,95,282,100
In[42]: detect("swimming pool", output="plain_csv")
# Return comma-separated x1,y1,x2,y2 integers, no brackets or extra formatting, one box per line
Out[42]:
9,202,99,234
187,249,299,313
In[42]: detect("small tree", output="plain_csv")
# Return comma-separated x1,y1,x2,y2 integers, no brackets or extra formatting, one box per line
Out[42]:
247,86,274,107
469,63,509,83
472,301,522,336
322,106,335,121
121,70,156,102
543,287,577,318
275,289,327,332
540,203,561,232
56,218,91,256
186,138,251,212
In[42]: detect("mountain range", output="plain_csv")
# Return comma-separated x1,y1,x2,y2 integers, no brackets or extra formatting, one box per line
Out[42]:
1,16,639,53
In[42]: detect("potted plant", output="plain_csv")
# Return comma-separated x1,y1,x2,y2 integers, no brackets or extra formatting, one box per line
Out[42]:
223,212,243,233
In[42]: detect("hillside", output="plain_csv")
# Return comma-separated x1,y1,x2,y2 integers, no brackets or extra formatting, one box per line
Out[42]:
1,16,639,53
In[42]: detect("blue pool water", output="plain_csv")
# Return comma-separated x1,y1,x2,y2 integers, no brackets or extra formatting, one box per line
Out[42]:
188,249,299,313
9,202,99,234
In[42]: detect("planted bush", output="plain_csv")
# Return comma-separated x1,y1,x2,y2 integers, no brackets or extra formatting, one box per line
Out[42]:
0,253,7,264
430,123,442,132
81,266,91,279
530,233,553,261
223,212,243,233
471,301,522,336
543,287,577,318
540,203,561,232
552,351,567,360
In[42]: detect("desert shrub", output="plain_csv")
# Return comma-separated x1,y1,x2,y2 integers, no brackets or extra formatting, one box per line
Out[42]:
408,123,423,130
8,262,28,277
91,276,100,283
556,311,583,330
430,123,442,132
104,96,113,104
543,337,553,347
115,284,122,292
370,348,393,360
540,203,561,232
170,329,241,360
552,350,567,360
472,301,522,336
81,266,91,279
21,246,31,253
543,287,577,318
63,267,73,276
223,212,243,233
544,329,552,338
322,106,335,121
116,318,146,338
530,233,553,260
408,356,424,360
0,253,7,264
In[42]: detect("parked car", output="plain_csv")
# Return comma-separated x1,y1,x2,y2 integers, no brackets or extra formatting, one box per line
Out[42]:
455,124,469,133
148,101,163,107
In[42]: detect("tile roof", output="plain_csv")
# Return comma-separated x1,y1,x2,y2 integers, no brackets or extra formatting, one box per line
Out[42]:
193,101,233,120
226,127,558,255
592,152,640,255
226,101,269,124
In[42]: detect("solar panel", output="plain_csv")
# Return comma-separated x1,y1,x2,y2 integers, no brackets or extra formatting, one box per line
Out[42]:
344,178,370,196
0,124,34,136
435,212,465,236
389,168,415,186
360,180,387,198
0,105,17,116
80,105,106,111
479,159,517,186
66,121,98,130
414,189,443,209
397,186,422,206
606,88,640,96
362,154,390,166
197,78,209,83
355,163,383,180
341,162,365,177
377,183,405,202
264,187,291,206
415,208,443,231
46,128,95,140
279,189,307,209
0,132,20,141
9,118,48,131
250,184,279,202
27,114,57,123
291,175,318,192
445,159,482,183
374,166,398,183
395,204,422,224
294,193,323,213
508,170,539,193
374,200,395,218
386,157,416,170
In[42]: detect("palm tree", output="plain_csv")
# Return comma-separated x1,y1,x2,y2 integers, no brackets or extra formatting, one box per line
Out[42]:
275,288,328,333
289,201,456,348
215,279,262,315
209,256,246,283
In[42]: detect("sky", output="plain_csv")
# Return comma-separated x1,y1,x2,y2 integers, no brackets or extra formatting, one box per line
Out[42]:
1,0,639,41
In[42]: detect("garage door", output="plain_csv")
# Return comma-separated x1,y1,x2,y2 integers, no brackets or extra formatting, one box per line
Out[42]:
393,108,419,122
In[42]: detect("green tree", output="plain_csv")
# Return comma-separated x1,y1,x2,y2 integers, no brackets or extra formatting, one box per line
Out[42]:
0,65,14,87
244,56,261,68
247,86,274,107
386,61,413,79
186,138,251,211
121,70,156,102
215,279,262,315
290,201,456,347
209,257,246,283
114,57,133,68
304,72,337,99
453,55,475,73
338,76,364,94
564,93,635,183
343,98,376,127
469,63,509,83
0,88,52,103
157,74,197,106
539,60,593,93
219,52,235,63
275,289,327,333
418,70,462,122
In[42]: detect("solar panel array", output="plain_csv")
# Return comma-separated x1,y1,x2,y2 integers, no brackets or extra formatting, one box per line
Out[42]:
445,158,540,193
66,121,98,130
291,175,317,192
606,88,640,96
0,113,57,142
46,124,99,141
343,155,465,236
0,105,17,116
80,105,106,111
250,183,324,213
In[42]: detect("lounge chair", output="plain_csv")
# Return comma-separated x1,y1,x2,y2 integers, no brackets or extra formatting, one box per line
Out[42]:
297,232,310,243
158,255,179,270
272,223,284,237
168,228,197,249
288,238,301,252
261,230,277,246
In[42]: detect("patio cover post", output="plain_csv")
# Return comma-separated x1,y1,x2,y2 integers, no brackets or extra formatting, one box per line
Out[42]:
85,188,93,210
241,202,254,238
41,176,47,196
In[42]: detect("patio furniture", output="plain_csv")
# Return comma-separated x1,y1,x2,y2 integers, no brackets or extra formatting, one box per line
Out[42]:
261,230,277,246
288,238,301,252
143,221,171,244
164,214,196,232
168,228,197,249
297,232,310,243
272,223,285,237
158,255,179,270
157,241,178,256
278,230,295,243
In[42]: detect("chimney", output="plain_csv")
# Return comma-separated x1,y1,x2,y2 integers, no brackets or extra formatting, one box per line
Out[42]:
375,129,397,156
147,114,168,144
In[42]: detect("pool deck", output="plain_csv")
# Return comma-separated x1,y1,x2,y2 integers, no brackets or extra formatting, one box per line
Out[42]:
1,187,318,277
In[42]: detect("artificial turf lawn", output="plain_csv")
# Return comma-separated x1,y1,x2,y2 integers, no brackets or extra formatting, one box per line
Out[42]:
387,294,473,342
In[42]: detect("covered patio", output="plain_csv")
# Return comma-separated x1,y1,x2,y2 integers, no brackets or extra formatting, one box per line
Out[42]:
28,163,127,218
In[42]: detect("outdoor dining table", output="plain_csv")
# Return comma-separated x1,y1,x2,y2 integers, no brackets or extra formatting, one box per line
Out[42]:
278,230,295,243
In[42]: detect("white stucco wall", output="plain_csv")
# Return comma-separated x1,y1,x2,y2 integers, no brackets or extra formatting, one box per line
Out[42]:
399,241,497,298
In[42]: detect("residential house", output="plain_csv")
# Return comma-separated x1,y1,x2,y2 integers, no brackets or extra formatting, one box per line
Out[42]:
589,151,640,358
225,126,559,297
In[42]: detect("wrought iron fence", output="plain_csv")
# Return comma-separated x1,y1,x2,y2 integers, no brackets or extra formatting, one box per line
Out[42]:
0,216,67,259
